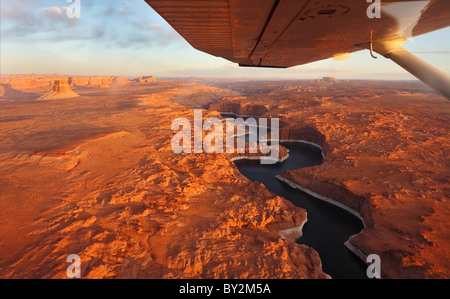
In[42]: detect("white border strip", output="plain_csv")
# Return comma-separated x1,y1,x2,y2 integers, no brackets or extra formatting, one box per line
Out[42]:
279,216,308,240
280,140,325,159
275,175,365,224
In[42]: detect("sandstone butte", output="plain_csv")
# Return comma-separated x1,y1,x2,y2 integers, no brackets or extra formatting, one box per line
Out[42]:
0,77,448,279
69,76,131,88
138,76,158,84
38,80,80,101
0,75,134,92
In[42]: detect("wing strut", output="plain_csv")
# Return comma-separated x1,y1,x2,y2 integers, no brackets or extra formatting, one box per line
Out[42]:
373,40,450,100
369,31,378,59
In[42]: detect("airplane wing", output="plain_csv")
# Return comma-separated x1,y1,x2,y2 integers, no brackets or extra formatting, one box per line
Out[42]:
145,0,450,98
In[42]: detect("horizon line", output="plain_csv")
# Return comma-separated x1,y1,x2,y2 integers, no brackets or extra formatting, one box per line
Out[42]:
0,73,422,83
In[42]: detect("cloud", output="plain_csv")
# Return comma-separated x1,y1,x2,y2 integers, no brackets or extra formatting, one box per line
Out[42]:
41,6,78,25
1,1,178,47
1,2,29,20
1,0,39,26
1,2,80,40
148,24,163,30
42,6,63,18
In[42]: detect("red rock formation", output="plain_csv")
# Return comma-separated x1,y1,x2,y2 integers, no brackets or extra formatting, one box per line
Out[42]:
0,80,329,279
38,80,79,100
279,126,329,155
69,76,131,88
314,77,340,84
112,76,131,85
210,98,270,116
53,80,74,93
2,78,446,279
68,76,90,87
138,76,157,84
6,77,53,90
207,80,449,279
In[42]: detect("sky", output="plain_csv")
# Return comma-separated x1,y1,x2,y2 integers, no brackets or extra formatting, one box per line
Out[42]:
1,0,449,80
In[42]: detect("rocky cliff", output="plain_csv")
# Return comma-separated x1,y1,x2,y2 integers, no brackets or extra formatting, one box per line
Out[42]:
0,80,329,279
210,97,270,116
38,80,80,100
137,76,157,84
209,80,450,278
69,76,131,88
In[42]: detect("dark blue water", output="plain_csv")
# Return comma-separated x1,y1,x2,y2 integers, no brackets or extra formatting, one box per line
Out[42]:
234,142,367,279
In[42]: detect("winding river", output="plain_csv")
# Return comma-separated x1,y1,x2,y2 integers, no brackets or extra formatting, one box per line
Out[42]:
234,142,368,279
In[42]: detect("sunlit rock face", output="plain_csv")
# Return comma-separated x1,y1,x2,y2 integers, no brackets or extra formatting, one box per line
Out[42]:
0,77,448,279
209,80,449,279
138,76,157,84
69,76,131,88
0,76,329,279
38,80,80,100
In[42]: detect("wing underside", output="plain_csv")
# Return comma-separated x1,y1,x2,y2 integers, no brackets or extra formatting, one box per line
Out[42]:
145,0,450,68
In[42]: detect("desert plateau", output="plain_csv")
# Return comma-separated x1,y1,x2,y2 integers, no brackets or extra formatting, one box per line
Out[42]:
0,75,448,279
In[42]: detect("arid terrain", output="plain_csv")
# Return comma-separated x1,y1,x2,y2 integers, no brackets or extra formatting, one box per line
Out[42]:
0,75,448,278
209,79,450,278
